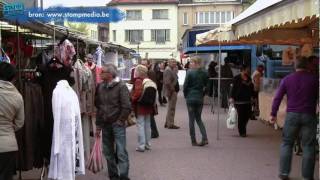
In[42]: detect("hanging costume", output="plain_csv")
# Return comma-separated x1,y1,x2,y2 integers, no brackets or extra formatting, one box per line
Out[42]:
48,80,85,180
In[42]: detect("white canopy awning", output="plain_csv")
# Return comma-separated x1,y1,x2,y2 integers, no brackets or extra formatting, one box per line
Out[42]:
196,0,319,46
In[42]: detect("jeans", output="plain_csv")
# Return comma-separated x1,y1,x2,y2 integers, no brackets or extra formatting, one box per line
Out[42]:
136,114,151,150
186,103,208,143
102,123,129,179
280,112,317,179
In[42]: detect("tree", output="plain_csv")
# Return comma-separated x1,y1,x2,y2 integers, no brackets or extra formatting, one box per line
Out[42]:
66,22,89,36
242,0,257,9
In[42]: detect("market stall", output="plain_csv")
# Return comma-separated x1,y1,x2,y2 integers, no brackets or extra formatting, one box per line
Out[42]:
196,0,319,128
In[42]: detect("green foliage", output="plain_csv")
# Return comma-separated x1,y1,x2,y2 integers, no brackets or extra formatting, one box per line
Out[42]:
66,22,89,35
242,0,257,9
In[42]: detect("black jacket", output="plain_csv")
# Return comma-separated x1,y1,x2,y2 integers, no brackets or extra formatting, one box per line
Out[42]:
95,77,131,126
230,74,254,104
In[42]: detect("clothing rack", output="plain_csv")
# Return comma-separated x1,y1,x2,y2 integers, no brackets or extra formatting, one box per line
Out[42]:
19,68,37,72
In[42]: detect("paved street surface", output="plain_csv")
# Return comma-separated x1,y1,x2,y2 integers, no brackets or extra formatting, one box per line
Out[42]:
19,93,319,180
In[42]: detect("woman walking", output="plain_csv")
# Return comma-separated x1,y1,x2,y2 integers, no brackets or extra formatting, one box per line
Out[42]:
183,56,208,146
131,65,155,152
229,65,254,137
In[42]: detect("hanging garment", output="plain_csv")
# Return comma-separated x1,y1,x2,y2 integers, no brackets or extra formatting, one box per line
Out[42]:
94,45,105,67
48,80,85,180
16,82,44,170
55,39,76,66
38,66,74,164
73,59,94,114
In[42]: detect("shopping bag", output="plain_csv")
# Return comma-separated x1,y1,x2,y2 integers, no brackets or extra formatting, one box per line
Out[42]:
226,104,238,129
86,132,104,173
125,111,136,128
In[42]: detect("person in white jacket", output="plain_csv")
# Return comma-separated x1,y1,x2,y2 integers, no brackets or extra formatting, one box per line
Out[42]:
0,62,24,180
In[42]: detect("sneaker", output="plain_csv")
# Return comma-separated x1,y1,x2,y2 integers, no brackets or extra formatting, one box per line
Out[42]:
135,148,145,152
145,146,151,150
278,174,290,180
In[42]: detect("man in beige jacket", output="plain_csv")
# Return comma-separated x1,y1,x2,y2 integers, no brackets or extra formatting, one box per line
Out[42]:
163,59,180,129
0,62,24,180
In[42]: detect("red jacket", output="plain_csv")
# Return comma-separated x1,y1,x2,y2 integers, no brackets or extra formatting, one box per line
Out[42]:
131,77,154,116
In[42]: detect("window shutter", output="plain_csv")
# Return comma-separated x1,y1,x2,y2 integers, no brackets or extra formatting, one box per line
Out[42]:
125,30,129,42
165,30,170,41
151,30,156,41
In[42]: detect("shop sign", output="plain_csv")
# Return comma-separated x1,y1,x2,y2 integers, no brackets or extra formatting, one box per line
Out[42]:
3,6,125,23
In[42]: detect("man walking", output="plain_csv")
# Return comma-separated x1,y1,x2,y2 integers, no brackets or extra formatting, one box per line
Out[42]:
270,57,318,180
163,59,180,129
95,64,131,180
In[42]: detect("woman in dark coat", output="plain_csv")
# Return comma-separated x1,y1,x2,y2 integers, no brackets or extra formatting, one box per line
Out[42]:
155,62,167,105
230,65,254,137
183,57,208,146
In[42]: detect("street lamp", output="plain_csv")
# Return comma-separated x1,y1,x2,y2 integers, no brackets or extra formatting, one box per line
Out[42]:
136,41,141,54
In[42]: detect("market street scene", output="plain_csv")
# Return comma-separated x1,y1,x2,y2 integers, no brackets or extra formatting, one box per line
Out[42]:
0,0,318,180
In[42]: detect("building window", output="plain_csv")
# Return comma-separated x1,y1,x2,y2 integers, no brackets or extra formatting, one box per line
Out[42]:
195,11,235,25
113,30,116,42
91,30,97,39
151,29,170,44
126,10,142,20
125,30,143,44
183,12,188,25
226,11,232,22
210,12,215,24
152,9,168,19
215,12,221,24
221,12,226,23
204,12,209,24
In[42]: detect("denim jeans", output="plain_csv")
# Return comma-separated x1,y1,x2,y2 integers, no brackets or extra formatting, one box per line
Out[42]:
186,103,208,143
280,112,317,179
136,114,151,150
102,123,129,179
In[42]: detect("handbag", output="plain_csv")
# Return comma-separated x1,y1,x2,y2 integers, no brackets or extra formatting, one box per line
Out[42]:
226,104,238,129
125,111,136,128
86,132,104,173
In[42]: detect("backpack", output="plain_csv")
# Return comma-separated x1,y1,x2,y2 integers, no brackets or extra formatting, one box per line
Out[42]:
138,78,157,106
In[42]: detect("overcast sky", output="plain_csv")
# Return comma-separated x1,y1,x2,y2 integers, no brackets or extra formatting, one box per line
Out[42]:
43,0,111,8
